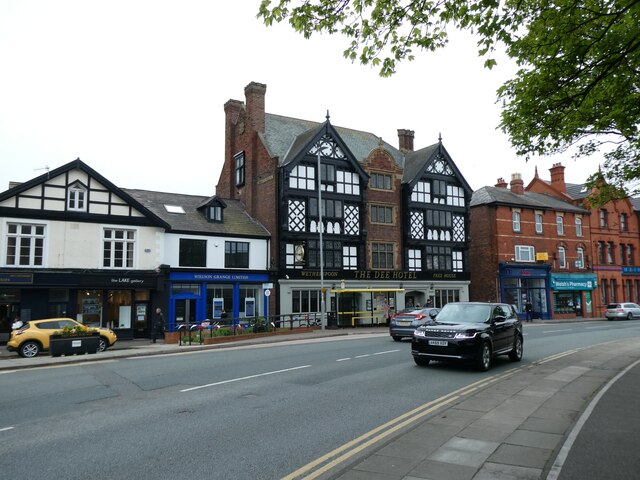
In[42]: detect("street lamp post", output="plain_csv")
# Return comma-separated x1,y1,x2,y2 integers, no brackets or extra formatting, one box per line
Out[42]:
318,152,326,330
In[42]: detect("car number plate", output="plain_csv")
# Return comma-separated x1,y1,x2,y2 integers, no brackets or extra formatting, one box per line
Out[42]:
398,321,411,326
428,340,448,347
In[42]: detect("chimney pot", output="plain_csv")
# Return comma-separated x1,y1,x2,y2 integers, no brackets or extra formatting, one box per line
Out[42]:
397,129,415,152
510,173,524,195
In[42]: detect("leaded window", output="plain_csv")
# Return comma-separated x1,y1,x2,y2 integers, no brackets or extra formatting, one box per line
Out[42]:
447,185,465,207
408,249,422,271
289,165,315,190
410,211,424,239
411,181,430,203
344,205,360,235
426,246,452,271
371,205,393,224
288,200,306,232
371,243,393,269
452,250,463,272
432,180,447,204
370,173,392,190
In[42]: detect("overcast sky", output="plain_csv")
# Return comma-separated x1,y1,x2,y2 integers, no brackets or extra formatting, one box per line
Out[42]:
0,1,603,196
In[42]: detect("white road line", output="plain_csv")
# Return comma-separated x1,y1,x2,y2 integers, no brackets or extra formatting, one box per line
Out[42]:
180,365,311,392
546,358,640,480
336,358,351,362
586,325,612,329
355,354,371,358
0,427,14,432
372,349,400,355
542,329,573,334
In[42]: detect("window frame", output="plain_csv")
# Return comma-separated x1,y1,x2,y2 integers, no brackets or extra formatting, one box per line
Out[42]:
556,215,564,235
371,242,394,269
179,238,207,267
557,246,567,268
535,213,543,234
575,217,583,237
5,222,46,267
224,241,249,269
234,151,245,187
67,184,87,212
512,210,521,232
103,228,135,269
515,245,535,262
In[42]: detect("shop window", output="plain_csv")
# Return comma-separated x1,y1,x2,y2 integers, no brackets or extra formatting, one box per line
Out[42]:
6,223,45,267
206,285,233,319
225,241,249,268
107,290,132,329
179,238,207,267
292,289,320,314
77,290,102,327
553,292,577,314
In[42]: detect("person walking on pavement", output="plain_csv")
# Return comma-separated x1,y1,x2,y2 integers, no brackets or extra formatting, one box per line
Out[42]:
525,300,533,322
152,307,164,343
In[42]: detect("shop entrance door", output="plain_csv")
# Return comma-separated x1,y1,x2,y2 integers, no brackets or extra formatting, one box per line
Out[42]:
133,302,149,338
175,298,197,326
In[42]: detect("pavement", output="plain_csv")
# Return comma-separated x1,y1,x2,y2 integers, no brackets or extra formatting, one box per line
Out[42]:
2,319,639,480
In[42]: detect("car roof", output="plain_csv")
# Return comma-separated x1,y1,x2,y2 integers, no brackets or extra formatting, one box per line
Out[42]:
28,317,76,323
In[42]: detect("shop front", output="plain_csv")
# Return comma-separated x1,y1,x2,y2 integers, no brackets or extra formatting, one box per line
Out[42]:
279,269,470,327
167,271,272,331
0,270,161,340
499,263,552,320
550,273,598,318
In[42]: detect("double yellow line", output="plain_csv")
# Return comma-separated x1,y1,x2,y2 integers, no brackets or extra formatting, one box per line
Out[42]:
283,369,520,480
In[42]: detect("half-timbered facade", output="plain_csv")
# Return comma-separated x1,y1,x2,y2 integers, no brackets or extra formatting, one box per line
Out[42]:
218,81,474,325
402,140,473,308
0,159,169,341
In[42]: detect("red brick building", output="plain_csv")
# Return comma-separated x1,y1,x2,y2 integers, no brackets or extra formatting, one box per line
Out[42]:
527,164,640,317
469,173,596,319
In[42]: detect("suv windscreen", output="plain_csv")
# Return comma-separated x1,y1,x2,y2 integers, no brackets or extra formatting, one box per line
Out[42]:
436,304,492,323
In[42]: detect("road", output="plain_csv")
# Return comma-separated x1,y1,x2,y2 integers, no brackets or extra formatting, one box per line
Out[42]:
1,320,639,479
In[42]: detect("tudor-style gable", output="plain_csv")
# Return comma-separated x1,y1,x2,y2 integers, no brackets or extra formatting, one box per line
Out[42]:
402,140,472,274
279,119,368,271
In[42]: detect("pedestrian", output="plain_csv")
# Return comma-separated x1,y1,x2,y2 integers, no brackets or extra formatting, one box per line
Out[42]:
525,301,533,322
152,307,164,343
383,300,390,323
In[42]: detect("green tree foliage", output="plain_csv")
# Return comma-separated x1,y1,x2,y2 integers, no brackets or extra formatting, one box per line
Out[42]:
258,0,640,200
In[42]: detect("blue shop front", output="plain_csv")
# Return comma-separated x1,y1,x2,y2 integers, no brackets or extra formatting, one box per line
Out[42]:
499,263,552,320
167,271,272,330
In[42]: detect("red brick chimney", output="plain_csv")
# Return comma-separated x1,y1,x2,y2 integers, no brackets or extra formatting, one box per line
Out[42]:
495,178,508,189
397,129,415,152
510,173,524,195
549,163,566,193
244,81,267,133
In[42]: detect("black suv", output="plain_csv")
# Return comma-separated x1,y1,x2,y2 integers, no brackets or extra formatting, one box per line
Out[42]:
411,302,523,371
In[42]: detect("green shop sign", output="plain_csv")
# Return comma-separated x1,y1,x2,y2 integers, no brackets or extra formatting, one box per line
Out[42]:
550,274,597,290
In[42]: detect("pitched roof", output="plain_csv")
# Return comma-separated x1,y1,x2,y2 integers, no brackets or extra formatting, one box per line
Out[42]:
471,186,589,213
263,113,405,169
124,189,270,237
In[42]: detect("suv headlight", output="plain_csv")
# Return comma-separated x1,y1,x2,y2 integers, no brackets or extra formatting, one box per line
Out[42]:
454,331,478,339
414,330,426,337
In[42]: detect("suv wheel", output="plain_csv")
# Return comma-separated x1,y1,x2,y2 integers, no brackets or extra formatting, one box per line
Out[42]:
508,335,523,362
477,342,491,371
98,337,108,352
19,341,41,358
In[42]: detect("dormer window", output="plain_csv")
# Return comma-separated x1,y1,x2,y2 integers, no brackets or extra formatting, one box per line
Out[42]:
67,183,87,211
208,205,223,222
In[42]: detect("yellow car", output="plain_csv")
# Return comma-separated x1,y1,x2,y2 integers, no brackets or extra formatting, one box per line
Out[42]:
7,318,117,358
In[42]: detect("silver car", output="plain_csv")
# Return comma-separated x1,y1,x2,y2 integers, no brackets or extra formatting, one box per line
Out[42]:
605,302,640,320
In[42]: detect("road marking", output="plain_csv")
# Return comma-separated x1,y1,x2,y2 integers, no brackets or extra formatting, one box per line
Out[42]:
0,426,14,432
354,354,370,358
372,349,400,356
538,349,581,364
283,369,521,480
546,358,640,480
336,358,351,362
542,329,573,334
180,365,311,392
586,325,612,329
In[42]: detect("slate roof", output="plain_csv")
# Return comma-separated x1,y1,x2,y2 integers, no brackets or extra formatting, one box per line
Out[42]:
263,113,406,170
565,182,591,200
124,189,270,237
631,197,640,211
471,186,589,213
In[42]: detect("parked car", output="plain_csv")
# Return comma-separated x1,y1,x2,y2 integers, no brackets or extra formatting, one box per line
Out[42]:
411,302,523,371
7,318,117,358
389,307,440,341
605,303,640,321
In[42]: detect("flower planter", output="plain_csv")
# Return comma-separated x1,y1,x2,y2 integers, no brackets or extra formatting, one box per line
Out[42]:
202,327,316,345
50,333,100,357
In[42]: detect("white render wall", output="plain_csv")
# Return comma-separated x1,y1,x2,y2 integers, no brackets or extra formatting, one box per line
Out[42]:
163,233,269,270
0,217,164,269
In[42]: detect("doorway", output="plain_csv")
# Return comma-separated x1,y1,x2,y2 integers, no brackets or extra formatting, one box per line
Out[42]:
175,298,197,325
